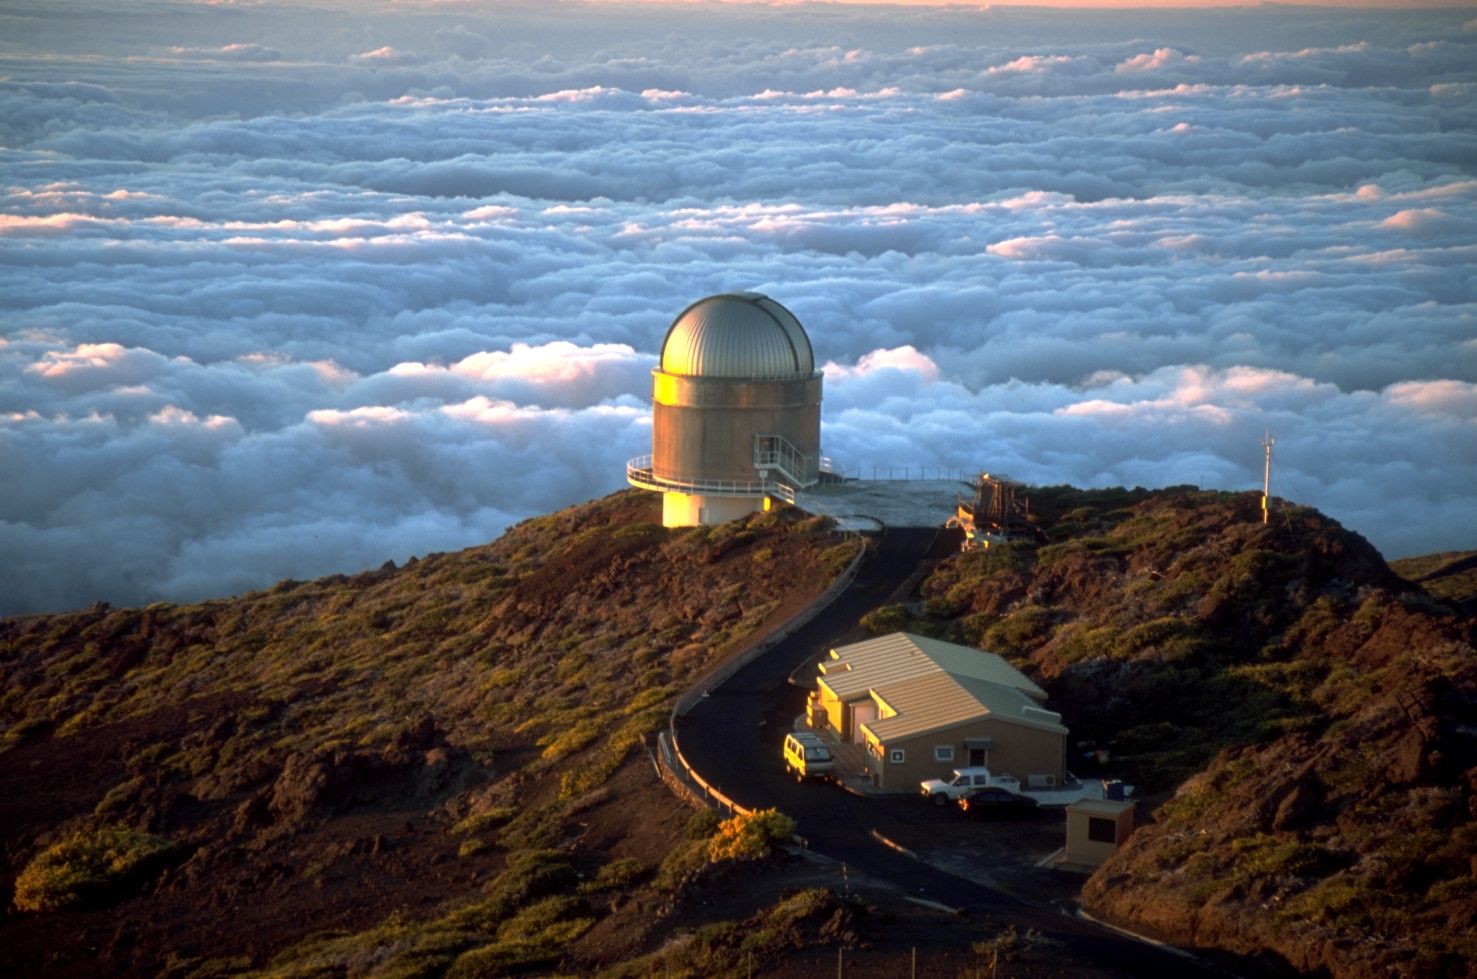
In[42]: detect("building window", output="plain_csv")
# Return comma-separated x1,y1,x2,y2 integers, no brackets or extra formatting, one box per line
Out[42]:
934,745,954,762
1087,817,1117,844
889,749,905,764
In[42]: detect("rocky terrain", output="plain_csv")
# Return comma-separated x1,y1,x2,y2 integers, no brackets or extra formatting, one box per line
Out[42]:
886,487,1477,978
3,484,1473,978
0,492,865,977
1391,551,1477,616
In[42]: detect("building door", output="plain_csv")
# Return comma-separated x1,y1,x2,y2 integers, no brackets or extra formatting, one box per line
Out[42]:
848,702,876,744
969,747,987,766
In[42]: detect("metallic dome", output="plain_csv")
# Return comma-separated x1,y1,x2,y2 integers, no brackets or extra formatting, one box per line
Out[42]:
659,292,815,379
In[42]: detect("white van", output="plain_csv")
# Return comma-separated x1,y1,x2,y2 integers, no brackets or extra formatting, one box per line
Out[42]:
782,732,835,782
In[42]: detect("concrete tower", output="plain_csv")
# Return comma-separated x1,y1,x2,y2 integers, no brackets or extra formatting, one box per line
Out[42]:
627,292,824,527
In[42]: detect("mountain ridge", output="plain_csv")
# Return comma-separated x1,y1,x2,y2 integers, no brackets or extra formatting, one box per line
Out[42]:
2,485,1473,977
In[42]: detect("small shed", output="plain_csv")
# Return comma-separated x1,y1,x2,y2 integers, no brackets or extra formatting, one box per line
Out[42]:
1065,798,1136,868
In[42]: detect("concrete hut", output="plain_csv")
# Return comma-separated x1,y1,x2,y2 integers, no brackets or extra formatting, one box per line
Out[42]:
1064,798,1137,868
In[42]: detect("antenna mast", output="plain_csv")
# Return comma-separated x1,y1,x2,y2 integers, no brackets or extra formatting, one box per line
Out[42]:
1261,432,1275,524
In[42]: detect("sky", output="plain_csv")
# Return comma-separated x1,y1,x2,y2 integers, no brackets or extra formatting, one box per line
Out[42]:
1,0,1474,616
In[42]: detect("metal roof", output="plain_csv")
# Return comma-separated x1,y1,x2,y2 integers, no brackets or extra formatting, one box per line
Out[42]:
864,672,1066,743
659,292,815,379
817,632,1047,702
814,632,1062,745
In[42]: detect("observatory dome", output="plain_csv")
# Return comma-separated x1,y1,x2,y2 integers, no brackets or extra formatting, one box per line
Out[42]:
660,292,815,379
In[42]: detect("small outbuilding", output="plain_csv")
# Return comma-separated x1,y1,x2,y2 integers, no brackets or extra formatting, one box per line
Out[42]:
808,632,1067,791
1064,798,1136,868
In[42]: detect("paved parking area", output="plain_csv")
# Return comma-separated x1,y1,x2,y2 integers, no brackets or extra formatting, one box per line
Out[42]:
792,720,1087,907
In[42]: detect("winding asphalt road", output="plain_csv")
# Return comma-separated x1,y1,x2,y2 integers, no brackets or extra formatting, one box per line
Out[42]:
676,526,1240,978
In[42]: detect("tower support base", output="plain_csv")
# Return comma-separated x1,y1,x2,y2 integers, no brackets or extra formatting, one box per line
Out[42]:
662,492,764,528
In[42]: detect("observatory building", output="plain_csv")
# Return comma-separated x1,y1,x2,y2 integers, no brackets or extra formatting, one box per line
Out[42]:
627,292,825,527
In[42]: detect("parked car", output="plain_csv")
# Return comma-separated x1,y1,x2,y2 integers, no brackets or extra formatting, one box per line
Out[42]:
958,786,1041,819
919,767,1022,805
782,731,835,782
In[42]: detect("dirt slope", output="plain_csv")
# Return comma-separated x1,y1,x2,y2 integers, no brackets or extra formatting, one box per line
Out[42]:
889,487,1476,979
0,492,860,977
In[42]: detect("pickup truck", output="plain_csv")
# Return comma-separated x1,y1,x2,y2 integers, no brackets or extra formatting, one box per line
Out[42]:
919,767,1021,805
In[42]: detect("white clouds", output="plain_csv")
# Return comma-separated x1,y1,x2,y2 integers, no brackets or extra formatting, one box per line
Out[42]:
1116,48,1201,74
1,0,1474,613
350,46,428,67
169,43,283,62
1378,207,1471,235
27,342,165,386
1384,379,1477,420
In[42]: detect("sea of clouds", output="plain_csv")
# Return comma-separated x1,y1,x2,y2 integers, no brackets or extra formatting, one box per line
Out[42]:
2,0,1474,615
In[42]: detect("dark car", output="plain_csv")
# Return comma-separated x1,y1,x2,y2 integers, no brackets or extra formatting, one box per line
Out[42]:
958,786,1040,819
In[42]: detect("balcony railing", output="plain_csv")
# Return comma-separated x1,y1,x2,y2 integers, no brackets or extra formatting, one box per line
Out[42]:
629,437,845,501
627,456,781,498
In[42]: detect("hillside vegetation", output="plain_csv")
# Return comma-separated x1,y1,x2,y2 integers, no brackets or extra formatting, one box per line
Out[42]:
1391,550,1477,614
879,486,1477,979
5,483,1474,979
0,491,861,977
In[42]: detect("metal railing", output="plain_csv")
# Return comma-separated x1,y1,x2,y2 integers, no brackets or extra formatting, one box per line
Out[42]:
752,433,819,490
654,532,869,819
628,438,829,502
626,456,779,498
848,465,975,482
657,729,751,818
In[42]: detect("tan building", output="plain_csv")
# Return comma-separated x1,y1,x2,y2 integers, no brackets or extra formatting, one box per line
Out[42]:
1064,798,1136,868
627,292,825,527
809,632,1067,790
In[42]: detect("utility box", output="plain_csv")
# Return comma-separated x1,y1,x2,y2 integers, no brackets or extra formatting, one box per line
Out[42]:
1065,798,1136,868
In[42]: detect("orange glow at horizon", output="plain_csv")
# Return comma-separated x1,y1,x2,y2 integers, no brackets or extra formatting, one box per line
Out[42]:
600,0,1477,8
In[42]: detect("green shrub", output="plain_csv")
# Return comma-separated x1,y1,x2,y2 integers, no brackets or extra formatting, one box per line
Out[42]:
944,542,1032,583
1054,623,1122,664
498,804,567,850
1035,542,1082,568
1110,617,1205,661
494,848,578,906
458,838,491,859
654,838,709,892
685,808,722,840
453,806,518,837
92,777,144,818
982,605,1058,656
707,808,796,862
0,717,53,751
540,718,604,762
791,515,832,535
1231,833,1334,879
859,604,910,635
818,541,860,576
1427,875,1477,906
496,894,593,944
578,856,647,894
13,826,174,912
623,684,677,715
612,522,665,541
1284,873,1393,933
